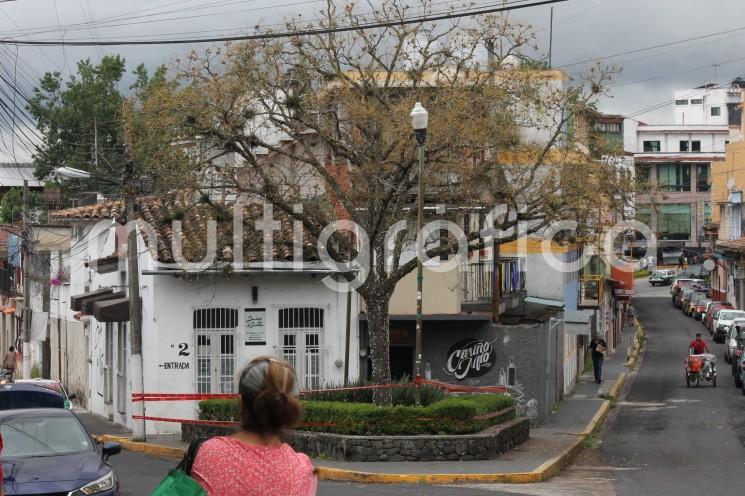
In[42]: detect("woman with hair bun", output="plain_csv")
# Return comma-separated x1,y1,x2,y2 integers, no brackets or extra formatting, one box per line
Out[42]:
191,356,317,495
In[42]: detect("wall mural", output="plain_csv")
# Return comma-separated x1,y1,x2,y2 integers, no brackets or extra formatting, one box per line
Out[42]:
443,337,538,421
444,338,496,379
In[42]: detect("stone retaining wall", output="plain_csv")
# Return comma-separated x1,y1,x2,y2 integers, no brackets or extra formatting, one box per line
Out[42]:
182,417,529,462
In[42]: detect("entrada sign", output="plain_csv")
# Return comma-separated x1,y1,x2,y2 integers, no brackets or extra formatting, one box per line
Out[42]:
445,339,496,380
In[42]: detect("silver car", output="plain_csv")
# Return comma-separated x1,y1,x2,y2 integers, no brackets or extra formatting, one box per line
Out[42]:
725,321,745,363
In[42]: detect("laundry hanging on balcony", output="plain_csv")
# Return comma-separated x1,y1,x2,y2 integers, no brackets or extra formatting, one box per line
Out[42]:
500,258,525,294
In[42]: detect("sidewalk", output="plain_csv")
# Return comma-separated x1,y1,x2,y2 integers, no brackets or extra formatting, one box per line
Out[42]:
82,323,641,484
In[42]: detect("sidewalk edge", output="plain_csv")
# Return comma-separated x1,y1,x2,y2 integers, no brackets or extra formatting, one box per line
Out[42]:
95,434,184,459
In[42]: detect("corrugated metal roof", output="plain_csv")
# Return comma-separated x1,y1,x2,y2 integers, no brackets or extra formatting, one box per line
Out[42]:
0,164,42,188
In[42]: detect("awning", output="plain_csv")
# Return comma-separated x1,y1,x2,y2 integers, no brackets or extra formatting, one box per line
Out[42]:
82,291,125,314
92,297,130,322
524,296,564,308
70,288,113,311
86,255,120,275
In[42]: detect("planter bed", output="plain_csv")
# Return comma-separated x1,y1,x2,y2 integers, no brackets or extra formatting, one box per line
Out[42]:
182,416,529,462
186,393,530,461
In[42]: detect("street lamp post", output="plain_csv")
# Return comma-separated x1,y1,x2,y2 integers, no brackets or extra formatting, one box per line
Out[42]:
410,102,428,404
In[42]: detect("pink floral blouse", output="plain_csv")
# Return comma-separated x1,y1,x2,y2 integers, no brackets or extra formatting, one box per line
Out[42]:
192,436,317,496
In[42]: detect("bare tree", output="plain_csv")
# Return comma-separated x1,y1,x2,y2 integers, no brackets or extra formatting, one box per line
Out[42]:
129,0,631,404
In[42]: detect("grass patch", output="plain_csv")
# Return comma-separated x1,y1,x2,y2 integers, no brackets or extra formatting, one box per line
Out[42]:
634,269,650,279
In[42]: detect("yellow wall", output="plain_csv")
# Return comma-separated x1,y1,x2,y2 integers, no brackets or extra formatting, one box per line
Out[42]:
712,141,745,224
389,266,461,315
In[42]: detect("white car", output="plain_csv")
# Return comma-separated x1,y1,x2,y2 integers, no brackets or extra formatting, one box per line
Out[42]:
713,310,745,343
725,320,745,363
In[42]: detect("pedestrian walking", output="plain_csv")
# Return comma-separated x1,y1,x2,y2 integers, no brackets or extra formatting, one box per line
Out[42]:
590,336,607,384
2,346,16,381
190,356,316,496
677,255,684,270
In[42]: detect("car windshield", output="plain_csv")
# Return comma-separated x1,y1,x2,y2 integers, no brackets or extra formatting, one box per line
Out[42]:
719,311,745,321
0,415,92,458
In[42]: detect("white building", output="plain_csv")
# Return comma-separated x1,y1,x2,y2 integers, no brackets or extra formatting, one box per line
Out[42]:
672,82,744,142
49,192,359,434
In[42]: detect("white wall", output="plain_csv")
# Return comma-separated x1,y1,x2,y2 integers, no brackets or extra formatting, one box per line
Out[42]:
673,88,740,126
636,128,728,153
56,218,361,434
139,273,358,434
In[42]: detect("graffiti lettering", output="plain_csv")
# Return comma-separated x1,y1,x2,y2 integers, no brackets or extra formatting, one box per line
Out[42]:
445,339,496,380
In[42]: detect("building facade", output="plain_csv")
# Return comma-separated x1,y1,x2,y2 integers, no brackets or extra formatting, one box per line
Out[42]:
633,124,725,263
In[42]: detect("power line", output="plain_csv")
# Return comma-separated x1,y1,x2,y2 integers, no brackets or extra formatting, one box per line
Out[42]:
0,0,569,46
559,24,745,69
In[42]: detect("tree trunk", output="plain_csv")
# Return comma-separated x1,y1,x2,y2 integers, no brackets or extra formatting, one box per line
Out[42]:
365,292,393,405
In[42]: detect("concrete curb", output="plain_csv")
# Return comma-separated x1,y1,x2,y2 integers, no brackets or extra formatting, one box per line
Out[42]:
94,434,184,459
94,331,644,485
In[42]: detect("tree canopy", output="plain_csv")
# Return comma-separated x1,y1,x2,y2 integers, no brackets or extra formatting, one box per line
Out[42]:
128,0,633,403
28,56,175,196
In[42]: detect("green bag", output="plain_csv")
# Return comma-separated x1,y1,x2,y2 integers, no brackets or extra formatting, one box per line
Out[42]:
151,438,208,496
151,468,206,496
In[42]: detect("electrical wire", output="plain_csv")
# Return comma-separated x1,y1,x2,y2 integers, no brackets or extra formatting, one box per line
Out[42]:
0,0,570,46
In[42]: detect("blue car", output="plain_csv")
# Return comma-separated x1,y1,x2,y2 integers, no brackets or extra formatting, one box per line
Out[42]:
0,408,121,495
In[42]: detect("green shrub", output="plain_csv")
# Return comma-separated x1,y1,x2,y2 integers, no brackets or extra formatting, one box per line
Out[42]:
199,398,239,422
199,394,516,436
300,377,445,406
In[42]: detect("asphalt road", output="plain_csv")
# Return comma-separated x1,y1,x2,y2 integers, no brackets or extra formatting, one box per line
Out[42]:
597,280,745,495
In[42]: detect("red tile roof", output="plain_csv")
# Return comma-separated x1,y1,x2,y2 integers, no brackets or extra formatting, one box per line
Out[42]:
716,238,745,253
50,191,320,263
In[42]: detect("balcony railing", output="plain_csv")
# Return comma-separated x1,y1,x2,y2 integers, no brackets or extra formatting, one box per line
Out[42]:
462,261,493,303
462,258,525,303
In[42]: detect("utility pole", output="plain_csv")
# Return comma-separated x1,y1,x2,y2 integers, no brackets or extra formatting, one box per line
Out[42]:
548,7,554,69
126,161,145,441
22,180,30,379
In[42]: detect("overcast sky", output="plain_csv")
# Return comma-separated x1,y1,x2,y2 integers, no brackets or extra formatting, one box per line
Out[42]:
2,0,745,161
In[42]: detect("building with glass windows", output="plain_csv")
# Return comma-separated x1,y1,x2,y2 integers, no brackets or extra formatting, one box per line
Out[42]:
632,124,725,263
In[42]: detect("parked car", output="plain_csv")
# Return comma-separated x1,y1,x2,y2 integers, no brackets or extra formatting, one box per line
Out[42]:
692,296,711,320
714,310,745,343
678,289,695,311
14,379,76,410
649,269,676,286
705,302,734,333
694,299,711,321
672,279,705,307
724,321,745,363
0,408,121,495
681,289,707,315
687,294,706,317
734,334,745,387
0,383,65,410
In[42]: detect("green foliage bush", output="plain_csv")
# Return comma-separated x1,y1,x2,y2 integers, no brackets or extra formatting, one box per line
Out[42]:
300,377,445,406
198,393,515,436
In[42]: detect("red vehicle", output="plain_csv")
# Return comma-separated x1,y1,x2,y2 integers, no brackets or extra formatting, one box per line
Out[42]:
705,303,734,334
